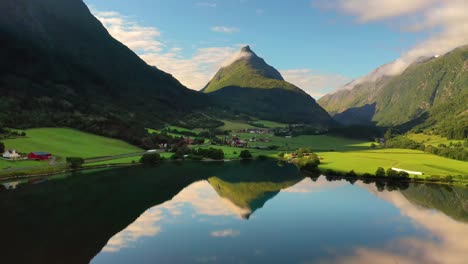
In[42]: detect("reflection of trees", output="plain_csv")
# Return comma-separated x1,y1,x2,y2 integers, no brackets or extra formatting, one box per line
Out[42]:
322,175,410,191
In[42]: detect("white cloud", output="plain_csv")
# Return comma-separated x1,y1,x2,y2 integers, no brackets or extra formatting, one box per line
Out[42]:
140,47,236,90
102,208,163,252
336,0,439,22
282,176,347,193
317,0,468,90
94,11,163,53
211,26,240,33
280,69,351,98
100,180,251,253
92,9,238,90
210,229,240,237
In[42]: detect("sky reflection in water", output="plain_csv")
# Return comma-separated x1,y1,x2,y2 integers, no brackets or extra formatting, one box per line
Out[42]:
92,175,468,264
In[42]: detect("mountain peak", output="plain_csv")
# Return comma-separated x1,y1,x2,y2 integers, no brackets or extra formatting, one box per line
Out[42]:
241,45,253,53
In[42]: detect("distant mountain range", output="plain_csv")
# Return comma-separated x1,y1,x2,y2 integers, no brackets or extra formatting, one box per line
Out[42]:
202,46,332,125
319,46,468,139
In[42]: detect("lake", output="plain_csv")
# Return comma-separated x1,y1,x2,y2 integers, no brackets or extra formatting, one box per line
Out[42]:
1,160,467,264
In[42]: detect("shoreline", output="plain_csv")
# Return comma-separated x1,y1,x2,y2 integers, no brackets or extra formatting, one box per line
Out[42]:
1,157,467,187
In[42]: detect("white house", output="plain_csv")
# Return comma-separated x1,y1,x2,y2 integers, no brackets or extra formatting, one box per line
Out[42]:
3,150,21,160
391,167,423,175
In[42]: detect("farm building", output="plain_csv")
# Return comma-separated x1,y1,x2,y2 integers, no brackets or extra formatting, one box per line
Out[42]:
2,150,21,160
183,137,194,145
28,152,52,161
230,137,248,147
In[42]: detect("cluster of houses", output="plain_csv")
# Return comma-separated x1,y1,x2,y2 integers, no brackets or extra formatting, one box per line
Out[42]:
2,150,52,161
219,134,274,148
228,137,249,148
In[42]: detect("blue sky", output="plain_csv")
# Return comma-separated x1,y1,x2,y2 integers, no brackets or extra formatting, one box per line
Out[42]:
84,0,467,97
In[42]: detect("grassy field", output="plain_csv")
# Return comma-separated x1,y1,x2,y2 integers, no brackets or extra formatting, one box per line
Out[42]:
1,124,466,180
1,128,141,170
84,153,173,167
218,120,257,131
167,126,200,135
219,119,288,131
251,120,287,128
316,149,468,176
406,133,465,147
207,145,278,159
212,131,468,177
147,127,207,141
234,133,371,151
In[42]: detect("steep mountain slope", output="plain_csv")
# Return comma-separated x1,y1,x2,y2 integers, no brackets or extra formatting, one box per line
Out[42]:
318,46,468,138
0,0,207,142
202,46,332,125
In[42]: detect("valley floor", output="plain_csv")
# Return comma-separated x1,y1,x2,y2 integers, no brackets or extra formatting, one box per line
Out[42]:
1,125,467,182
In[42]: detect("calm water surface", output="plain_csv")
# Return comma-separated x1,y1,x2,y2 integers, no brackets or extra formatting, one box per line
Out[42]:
1,160,467,264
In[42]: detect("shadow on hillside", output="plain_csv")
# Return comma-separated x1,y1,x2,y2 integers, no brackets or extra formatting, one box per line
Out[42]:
333,103,377,126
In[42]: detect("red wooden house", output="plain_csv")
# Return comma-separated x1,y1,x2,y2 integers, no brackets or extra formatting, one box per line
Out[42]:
28,152,52,161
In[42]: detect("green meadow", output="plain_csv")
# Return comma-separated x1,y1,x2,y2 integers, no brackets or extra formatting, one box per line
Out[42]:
235,133,371,151
2,128,141,160
1,124,467,180
84,153,173,167
219,119,287,131
210,125,468,177
219,120,257,131
406,133,465,147
251,120,287,128
316,149,468,177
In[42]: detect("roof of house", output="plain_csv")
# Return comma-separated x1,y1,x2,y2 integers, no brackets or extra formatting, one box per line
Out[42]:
31,151,51,155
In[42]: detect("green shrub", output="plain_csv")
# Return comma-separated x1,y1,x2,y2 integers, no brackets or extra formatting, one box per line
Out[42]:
140,153,161,165
66,157,84,169
193,148,224,160
188,154,203,161
346,170,357,177
239,150,253,160
386,168,398,178
375,167,386,178
397,171,410,179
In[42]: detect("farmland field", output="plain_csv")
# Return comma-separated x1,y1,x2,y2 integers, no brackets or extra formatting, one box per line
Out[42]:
84,153,173,167
1,125,466,179
250,120,287,128
206,145,278,159
316,149,468,176
211,131,468,177
218,119,287,131
2,128,142,159
234,133,371,151
218,120,257,131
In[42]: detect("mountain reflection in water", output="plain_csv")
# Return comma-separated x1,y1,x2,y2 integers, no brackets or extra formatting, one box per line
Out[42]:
0,160,466,264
